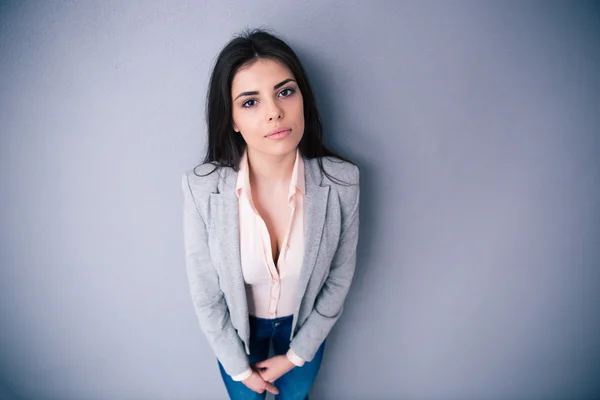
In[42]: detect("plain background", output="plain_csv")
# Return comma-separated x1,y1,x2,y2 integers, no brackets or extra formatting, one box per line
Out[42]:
1,1,599,399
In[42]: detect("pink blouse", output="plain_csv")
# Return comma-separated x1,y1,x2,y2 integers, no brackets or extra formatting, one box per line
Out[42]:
231,148,307,381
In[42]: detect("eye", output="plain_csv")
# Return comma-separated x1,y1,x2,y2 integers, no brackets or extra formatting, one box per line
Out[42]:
242,99,257,108
279,88,296,97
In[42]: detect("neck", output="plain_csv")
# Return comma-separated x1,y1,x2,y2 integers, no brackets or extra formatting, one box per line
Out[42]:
246,148,297,189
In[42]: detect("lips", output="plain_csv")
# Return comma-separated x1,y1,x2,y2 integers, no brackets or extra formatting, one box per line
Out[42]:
266,127,291,137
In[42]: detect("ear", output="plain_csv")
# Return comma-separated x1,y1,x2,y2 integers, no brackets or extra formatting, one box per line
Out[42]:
232,121,239,132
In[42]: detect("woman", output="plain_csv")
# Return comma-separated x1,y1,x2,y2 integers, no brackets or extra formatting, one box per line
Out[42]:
181,28,360,399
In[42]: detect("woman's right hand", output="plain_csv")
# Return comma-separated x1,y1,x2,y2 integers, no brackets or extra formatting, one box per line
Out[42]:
242,370,279,395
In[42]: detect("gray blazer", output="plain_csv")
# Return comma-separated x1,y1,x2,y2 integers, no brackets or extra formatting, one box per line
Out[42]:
181,155,360,377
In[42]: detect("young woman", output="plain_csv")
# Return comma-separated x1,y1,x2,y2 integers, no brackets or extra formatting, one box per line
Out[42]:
181,28,360,399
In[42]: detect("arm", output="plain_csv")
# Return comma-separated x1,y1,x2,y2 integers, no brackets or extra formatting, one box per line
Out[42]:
288,165,360,362
286,348,306,367
181,172,251,377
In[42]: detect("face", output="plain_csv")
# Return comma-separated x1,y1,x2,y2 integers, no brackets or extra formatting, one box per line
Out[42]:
231,58,304,158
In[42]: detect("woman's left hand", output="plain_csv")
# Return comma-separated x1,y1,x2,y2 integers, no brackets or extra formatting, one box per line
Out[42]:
254,355,296,383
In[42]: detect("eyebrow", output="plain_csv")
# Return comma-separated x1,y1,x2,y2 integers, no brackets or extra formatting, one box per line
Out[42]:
233,78,296,101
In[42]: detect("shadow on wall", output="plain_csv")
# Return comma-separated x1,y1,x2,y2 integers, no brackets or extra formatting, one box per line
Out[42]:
291,42,388,398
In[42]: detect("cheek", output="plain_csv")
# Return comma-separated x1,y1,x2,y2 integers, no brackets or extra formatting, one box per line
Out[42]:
296,97,305,119
235,113,264,143
233,110,255,133
296,101,305,126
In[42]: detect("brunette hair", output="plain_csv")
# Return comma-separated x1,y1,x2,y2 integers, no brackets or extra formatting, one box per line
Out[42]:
196,27,354,184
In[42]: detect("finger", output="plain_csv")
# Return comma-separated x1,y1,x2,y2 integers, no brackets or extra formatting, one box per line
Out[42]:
265,383,279,395
261,371,275,383
258,370,269,381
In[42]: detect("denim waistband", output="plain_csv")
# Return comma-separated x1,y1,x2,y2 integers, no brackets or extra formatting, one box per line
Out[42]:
249,314,293,323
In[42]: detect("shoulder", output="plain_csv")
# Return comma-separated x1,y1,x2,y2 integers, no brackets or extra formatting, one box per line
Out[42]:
309,156,360,187
306,157,360,214
181,163,233,200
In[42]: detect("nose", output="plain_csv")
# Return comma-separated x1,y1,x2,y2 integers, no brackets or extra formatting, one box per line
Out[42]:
267,100,283,121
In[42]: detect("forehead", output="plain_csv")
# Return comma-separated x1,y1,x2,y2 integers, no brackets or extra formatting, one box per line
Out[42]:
231,58,294,91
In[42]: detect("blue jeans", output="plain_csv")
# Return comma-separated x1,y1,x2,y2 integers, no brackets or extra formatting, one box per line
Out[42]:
218,314,326,400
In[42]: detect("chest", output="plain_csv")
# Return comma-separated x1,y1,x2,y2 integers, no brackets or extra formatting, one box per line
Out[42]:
251,188,294,264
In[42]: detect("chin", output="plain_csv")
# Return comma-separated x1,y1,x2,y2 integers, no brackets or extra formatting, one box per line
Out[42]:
266,136,302,152
266,146,298,157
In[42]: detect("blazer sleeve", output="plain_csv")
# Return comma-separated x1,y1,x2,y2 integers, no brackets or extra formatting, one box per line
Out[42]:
288,164,360,361
181,172,251,377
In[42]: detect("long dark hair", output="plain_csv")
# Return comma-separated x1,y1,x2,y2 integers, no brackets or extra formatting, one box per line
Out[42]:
195,27,354,184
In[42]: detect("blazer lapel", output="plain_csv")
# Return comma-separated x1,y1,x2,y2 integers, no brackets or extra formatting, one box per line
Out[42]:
208,168,250,348
295,157,330,311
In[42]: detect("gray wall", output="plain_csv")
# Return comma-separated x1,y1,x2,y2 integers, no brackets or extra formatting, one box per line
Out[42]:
1,1,598,399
